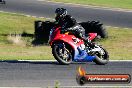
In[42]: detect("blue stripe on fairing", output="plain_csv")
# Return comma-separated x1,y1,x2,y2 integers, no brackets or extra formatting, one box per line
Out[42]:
73,46,96,62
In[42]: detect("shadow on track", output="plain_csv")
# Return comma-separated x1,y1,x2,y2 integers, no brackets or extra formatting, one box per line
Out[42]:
0,60,59,65
0,60,88,65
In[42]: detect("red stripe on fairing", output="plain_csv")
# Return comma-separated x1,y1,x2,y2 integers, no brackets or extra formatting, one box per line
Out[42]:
53,34,84,49
49,27,84,49
88,33,97,40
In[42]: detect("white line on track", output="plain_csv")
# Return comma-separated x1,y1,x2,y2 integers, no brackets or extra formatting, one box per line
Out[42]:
1,86,131,88
1,59,132,62
0,87,41,88
48,86,132,88
37,0,132,13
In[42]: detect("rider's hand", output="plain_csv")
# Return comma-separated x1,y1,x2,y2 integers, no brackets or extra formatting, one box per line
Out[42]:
63,29,69,32
61,28,72,33
61,29,67,33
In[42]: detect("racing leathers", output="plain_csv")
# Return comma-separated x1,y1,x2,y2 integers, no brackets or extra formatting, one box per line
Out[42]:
55,15,92,47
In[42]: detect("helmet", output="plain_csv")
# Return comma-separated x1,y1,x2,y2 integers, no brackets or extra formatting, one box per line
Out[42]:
55,8,67,17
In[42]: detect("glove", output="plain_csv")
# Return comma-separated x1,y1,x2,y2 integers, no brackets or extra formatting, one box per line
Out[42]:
61,29,68,33
61,28,73,33
63,29,68,33
63,28,71,32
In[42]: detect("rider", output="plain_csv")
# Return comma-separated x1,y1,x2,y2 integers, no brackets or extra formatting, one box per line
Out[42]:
55,8,93,47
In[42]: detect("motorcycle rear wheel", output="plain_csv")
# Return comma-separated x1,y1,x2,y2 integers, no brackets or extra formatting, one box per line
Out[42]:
93,46,109,65
52,42,72,65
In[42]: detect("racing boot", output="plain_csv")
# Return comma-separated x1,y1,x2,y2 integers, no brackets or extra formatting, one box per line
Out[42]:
84,39,95,48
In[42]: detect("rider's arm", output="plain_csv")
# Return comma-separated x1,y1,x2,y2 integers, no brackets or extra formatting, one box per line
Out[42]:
66,15,77,28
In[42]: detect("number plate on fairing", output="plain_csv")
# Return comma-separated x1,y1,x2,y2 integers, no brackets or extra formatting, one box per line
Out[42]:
72,37,81,44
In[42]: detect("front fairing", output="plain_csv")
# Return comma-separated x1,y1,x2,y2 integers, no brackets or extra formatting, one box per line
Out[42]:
49,27,61,45
74,49,96,62
49,28,54,42
49,27,95,62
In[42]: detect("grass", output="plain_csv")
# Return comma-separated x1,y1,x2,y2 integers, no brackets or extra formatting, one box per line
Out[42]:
51,0,132,10
98,27,132,60
0,12,132,60
0,12,54,60
0,44,53,60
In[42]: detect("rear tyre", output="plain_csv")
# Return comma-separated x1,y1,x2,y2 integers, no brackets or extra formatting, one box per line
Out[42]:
94,46,109,65
52,42,73,65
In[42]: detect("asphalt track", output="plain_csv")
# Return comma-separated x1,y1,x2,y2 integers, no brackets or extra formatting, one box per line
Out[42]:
0,61,132,87
0,0,132,28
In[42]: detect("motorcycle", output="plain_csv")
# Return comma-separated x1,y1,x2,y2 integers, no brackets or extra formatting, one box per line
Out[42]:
34,20,108,44
49,25,109,65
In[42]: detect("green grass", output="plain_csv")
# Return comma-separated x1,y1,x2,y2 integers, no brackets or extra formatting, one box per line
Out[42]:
0,44,53,60
0,12,54,60
0,13,34,34
0,12,132,60
52,0,132,10
98,27,132,60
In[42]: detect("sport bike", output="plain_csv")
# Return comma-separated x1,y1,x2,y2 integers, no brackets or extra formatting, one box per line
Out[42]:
49,25,109,65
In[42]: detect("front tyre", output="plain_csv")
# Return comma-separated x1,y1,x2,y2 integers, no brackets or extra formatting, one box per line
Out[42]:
94,46,109,65
52,42,73,65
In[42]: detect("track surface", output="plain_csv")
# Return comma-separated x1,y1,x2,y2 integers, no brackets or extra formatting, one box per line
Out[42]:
0,0,132,28
0,61,131,87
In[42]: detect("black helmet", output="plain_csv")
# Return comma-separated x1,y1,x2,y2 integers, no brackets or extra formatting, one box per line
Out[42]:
55,8,67,17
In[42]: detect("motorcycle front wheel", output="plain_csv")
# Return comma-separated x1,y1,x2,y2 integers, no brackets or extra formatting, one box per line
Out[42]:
93,46,109,65
52,42,73,65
